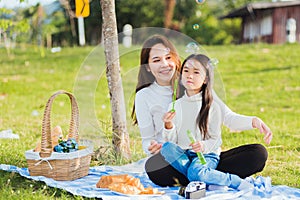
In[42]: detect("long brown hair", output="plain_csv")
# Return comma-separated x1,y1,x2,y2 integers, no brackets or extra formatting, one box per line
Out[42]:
181,54,213,139
131,35,181,125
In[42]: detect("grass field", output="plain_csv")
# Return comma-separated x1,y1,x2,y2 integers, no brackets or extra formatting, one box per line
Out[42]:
0,43,299,199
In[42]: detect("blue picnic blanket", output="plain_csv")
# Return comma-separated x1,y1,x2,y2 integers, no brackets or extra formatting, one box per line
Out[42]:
1,159,300,199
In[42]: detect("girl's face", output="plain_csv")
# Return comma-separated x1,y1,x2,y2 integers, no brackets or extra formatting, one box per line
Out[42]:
181,59,207,96
148,43,176,86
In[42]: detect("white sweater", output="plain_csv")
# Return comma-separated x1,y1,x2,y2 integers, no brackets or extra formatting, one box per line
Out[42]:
135,82,254,155
162,92,222,155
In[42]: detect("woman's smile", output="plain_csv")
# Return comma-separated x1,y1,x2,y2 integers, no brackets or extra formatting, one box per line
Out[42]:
159,67,172,74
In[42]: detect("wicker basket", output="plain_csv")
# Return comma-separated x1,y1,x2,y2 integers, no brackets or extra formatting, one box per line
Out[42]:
25,90,93,181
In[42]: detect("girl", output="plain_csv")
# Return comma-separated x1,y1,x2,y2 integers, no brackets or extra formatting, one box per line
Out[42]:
132,34,272,186
161,54,252,190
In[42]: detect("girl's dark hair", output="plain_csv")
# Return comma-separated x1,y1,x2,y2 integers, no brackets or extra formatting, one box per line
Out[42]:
131,35,181,125
181,54,213,139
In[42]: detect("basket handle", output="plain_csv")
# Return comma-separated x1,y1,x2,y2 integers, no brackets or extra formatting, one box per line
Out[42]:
39,90,79,158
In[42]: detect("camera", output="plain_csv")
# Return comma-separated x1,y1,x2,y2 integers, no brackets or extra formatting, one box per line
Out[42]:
178,181,206,199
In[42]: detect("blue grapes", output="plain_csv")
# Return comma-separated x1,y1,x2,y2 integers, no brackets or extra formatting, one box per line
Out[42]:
54,138,79,153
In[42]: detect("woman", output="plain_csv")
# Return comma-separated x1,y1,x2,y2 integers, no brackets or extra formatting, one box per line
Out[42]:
131,35,273,186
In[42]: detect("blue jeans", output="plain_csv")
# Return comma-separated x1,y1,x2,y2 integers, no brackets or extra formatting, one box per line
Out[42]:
160,142,242,189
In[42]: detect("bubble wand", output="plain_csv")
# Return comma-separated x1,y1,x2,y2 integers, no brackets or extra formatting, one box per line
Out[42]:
171,79,178,112
187,130,206,165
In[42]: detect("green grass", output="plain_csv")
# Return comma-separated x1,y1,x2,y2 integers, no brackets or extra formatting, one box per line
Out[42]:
0,43,299,199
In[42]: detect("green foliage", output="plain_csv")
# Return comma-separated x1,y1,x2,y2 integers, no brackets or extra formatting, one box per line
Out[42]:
181,3,233,45
0,18,12,31
44,10,66,34
0,8,13,30
173,0,198,26
115,0,164,28
0,8,29,36
1,0,281,47
112,0,245,45
220,18,241,44
10,19,30,33
2,3,69,46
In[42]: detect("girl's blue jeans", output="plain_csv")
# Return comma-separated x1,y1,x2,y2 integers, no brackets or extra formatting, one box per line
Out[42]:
160,142,242,189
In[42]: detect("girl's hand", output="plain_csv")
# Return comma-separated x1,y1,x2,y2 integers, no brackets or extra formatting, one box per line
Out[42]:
148,140,162,155
190,140,204,153
163,111,176,129
252,117,273,144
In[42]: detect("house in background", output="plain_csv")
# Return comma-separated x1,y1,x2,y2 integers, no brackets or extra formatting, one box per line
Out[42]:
221,1,300,44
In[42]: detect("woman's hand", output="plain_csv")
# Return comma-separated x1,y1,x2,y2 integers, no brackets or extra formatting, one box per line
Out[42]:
252,117,273,144
148,140,162,155
190,140,204,153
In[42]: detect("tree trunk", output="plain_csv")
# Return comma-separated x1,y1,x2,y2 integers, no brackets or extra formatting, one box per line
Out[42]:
46,34,52,49
59,0,77,43
164,0,176,28
100,0,131,159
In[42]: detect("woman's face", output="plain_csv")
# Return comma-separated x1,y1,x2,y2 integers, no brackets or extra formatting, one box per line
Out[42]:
181,59,207,96
147,43,176,86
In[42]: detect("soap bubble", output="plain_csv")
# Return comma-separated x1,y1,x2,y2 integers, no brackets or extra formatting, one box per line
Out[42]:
73,27,227,147
193,24,200,30
209,58,219,68
195,0,205,4
185,42,200,54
